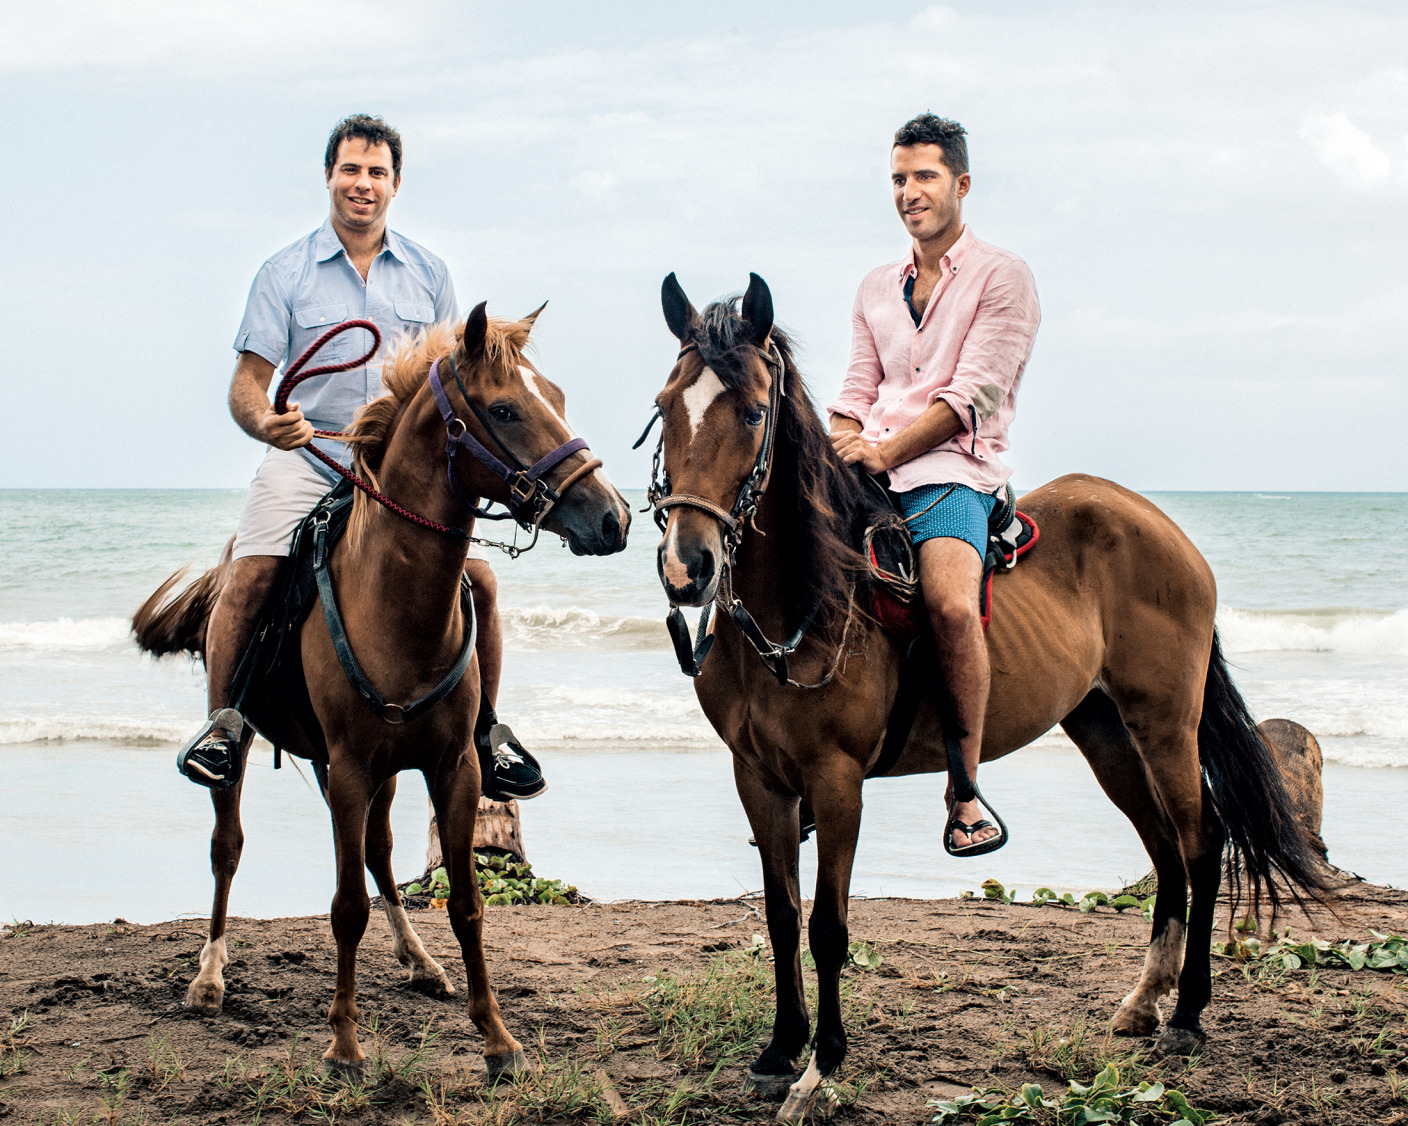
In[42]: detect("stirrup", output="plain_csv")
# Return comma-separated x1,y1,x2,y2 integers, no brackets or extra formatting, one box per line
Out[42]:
176,708,245,791
943,787,1009,858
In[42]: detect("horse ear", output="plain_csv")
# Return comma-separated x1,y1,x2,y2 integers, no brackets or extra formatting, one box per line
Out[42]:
742,272,774,347
520,301,548,334
463,301,488,362
661,272,699,344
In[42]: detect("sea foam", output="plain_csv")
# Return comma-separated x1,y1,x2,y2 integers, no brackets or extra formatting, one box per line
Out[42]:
1218,606,1408,655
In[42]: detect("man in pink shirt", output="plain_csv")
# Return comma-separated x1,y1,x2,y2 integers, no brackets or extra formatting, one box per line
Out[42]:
829,114,1040,854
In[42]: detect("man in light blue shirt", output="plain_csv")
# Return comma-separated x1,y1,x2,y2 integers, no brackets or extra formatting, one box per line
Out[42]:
178,114,545,804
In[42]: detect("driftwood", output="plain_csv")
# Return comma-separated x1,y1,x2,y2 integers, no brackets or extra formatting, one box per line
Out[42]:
425,796,526,868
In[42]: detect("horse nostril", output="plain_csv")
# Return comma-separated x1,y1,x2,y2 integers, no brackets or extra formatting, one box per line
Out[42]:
691,548,715,587
602,508,620,543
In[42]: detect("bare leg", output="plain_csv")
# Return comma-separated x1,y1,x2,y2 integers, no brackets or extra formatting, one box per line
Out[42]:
205,555,281,717
324,757,374,1071
916,537,994,849
734,759,808,1095
429,753,523,1078
465,559,501,706
365,777,455,997
184,728,255,1014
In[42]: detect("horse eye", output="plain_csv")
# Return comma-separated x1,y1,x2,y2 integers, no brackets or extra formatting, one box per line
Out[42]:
490,405,518,424
744,406,766,427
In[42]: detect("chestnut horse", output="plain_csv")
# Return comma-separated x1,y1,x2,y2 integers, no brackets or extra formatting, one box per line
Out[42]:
134,304,629,1076
645,274,1330,1122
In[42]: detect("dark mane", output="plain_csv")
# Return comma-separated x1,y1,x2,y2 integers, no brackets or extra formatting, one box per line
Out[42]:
697,297,890,642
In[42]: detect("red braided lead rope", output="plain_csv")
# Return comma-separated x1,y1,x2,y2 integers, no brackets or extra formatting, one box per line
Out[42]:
273,319,468,540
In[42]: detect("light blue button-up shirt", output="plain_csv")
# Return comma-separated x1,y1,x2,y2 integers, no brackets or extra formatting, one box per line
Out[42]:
234,217,458,477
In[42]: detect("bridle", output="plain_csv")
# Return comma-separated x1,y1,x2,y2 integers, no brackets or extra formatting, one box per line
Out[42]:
275,319,600,557
635,340,854,689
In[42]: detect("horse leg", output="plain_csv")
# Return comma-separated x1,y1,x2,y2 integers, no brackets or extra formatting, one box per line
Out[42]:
779,757,863,1125
184,728,254,1015
733,759,808,1096
1061,690,1188,1037
323,758,374,1073
429,760,524,1079
365,776,455,997
1107,688,1225,1056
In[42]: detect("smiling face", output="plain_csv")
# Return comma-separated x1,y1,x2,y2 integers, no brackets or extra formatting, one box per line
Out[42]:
326,137,399,234
891,143,969,245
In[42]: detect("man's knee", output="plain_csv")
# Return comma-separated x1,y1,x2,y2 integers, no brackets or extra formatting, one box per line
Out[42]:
924,585,980,639
464,559,497,607
224,556,280,618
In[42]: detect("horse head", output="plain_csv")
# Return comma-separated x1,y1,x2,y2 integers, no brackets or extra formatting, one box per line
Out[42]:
449,301,630,556
651,272,779,605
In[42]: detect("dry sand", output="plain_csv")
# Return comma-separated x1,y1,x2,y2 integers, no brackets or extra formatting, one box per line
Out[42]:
3,882,1407,1124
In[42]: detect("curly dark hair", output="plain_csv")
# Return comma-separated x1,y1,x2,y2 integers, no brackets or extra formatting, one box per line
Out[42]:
893,113,968,175
324,114,403,181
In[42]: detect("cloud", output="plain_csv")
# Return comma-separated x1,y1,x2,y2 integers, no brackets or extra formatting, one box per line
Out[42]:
1298,111,1396,191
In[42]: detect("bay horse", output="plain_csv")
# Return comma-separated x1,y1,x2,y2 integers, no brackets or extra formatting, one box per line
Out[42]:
645,273,1330,1122
134,304,629,1077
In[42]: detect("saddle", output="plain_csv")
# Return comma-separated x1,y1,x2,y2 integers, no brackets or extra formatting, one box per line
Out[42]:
862,476,1039,639
226,479,357,764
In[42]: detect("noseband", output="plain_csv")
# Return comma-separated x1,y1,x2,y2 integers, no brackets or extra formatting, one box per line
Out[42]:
637,341,853,689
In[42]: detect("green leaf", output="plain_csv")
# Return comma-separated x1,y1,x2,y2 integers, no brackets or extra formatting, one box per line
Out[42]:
404,883,422,896
1109,895,1141,912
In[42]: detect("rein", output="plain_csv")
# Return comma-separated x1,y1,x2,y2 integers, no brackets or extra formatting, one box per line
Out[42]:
638,341,853,690
273,319,599,558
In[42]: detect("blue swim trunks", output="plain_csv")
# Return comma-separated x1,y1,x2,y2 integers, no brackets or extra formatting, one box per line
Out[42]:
898,482,999,560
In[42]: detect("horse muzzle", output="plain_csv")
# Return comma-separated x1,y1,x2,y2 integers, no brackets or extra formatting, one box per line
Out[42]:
544,473,631,556
657,518,721,606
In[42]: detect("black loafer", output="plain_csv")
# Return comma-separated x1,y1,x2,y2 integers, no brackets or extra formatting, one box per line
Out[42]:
478,722,547,802
177,708,245,790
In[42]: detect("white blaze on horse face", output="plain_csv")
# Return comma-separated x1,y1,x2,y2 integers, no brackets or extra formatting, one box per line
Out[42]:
682,365,726,442
519,365,576,437
661,519,692,590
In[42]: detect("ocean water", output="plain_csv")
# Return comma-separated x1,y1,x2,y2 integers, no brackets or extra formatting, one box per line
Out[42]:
1,488,1405,923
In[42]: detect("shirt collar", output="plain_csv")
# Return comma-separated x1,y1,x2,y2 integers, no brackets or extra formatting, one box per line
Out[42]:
899,224,975,282
313,216,402,263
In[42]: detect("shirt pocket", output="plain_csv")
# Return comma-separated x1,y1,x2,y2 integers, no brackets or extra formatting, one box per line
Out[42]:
394,299,435,325
293,302,351,360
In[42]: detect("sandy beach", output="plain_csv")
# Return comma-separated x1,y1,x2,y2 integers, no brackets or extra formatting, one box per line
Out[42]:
3,881,1407,1125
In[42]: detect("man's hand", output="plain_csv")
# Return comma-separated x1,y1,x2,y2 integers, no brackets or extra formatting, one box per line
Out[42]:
259,401,314,450
831,428,891,474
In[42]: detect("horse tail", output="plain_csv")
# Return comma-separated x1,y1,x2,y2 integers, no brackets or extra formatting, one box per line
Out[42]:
1198,629,1337,914
131,537,234,660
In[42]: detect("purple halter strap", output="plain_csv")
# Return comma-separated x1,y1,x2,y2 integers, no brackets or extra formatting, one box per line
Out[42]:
427,357,589,526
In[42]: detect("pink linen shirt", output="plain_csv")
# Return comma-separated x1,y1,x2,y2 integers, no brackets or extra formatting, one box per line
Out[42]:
827,226,1040,495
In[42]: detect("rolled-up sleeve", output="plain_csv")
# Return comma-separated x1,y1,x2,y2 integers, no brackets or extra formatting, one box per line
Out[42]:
930,261,1040,432
827,283,885,425
232,263,291,368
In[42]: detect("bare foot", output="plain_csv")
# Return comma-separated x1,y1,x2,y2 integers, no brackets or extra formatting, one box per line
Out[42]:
948,798,999,850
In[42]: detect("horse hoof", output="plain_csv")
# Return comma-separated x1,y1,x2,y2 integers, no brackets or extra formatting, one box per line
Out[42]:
743,1069,799,1099
1153,1025,1206,1058
408,970,456,999
321,1057,367,1080
485,1049,531,1083
182,982,224,1015
1112,999,1160,1038
777,1056,839,1124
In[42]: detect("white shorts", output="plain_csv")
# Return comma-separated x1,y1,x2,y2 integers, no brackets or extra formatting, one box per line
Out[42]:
233,447,491,562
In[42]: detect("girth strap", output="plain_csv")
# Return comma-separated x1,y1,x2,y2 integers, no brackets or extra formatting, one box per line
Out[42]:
312,515,478,725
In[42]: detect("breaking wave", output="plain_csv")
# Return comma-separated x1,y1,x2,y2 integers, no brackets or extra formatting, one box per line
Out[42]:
1218,606,1408,655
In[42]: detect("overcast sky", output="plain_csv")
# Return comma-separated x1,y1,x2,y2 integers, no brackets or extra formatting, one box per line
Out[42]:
2,1,1405,491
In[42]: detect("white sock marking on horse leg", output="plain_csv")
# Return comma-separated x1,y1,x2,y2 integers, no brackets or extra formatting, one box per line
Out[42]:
1116,918,1185,1031
682,366,725,439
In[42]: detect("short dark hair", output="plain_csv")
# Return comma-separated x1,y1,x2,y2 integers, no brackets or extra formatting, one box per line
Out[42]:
325,114,403,181
893,114,968,175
